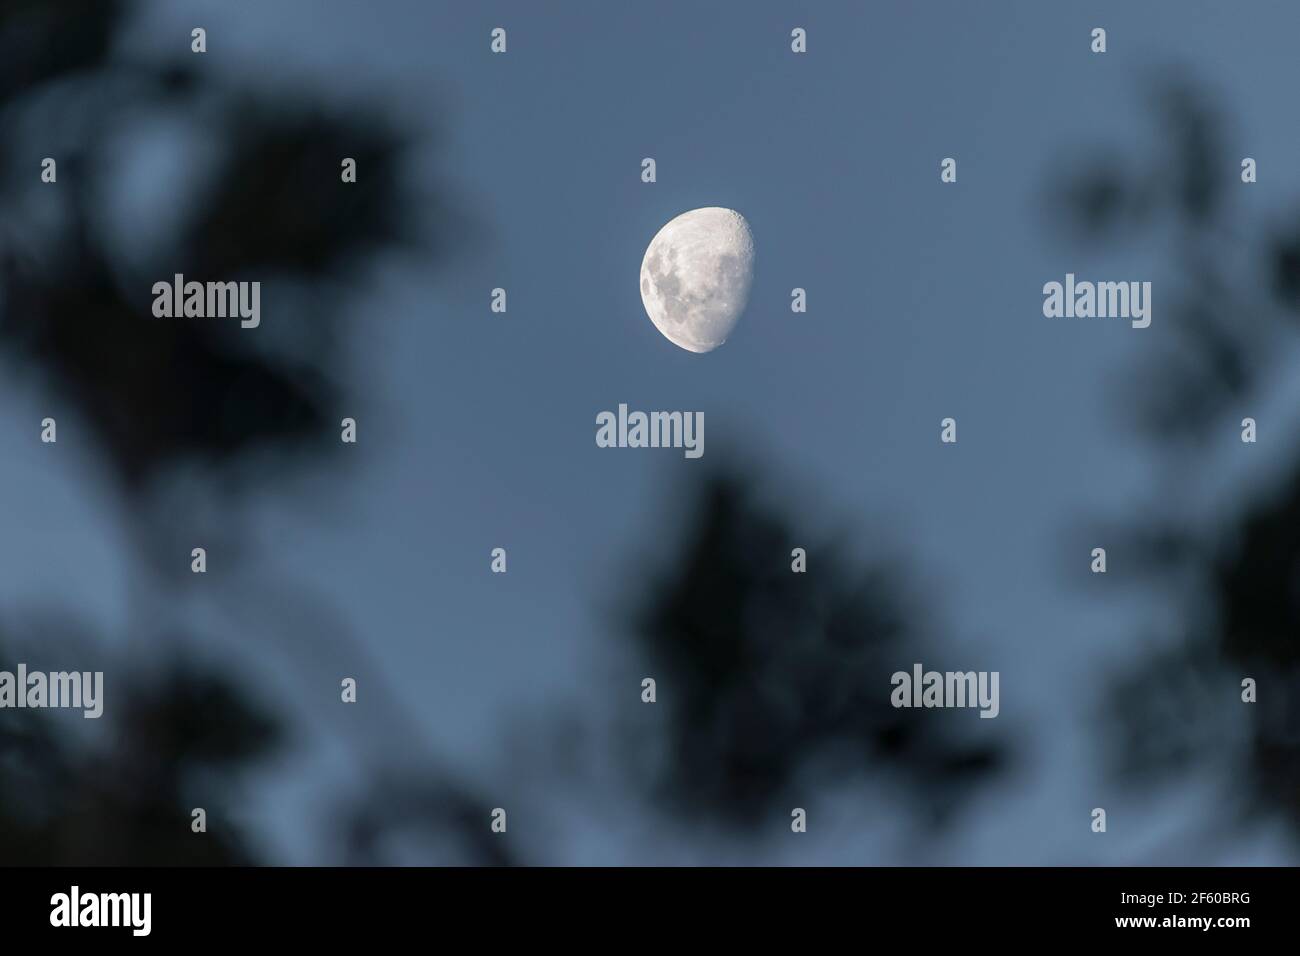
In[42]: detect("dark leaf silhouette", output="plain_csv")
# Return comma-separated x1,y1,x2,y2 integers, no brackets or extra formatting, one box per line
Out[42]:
625,468,1004,830
1061,76,1300,850
0,1,498,866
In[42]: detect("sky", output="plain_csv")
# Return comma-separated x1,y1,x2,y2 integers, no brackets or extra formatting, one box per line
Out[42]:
5,0,1300,864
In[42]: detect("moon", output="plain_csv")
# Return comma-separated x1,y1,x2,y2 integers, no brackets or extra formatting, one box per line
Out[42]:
639,207,754,353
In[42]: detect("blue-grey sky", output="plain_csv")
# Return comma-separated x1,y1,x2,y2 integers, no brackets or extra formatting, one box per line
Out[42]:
5,0,1299,863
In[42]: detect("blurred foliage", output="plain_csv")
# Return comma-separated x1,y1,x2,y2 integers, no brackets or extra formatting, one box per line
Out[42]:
625,468,1004,831
0,1,507,865
0,629,279,865
1057,75,1300,847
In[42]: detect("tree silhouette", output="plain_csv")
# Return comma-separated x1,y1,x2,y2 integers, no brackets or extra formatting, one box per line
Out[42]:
0,1,507,865
622,466,1005,832
0,632,279,865
1056,73,1300,854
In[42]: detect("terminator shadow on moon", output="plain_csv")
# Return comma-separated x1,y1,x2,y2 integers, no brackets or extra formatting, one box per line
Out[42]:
639,207,755,353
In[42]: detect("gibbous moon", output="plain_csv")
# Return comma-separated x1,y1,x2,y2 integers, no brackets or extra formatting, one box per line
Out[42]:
639,207,754,353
